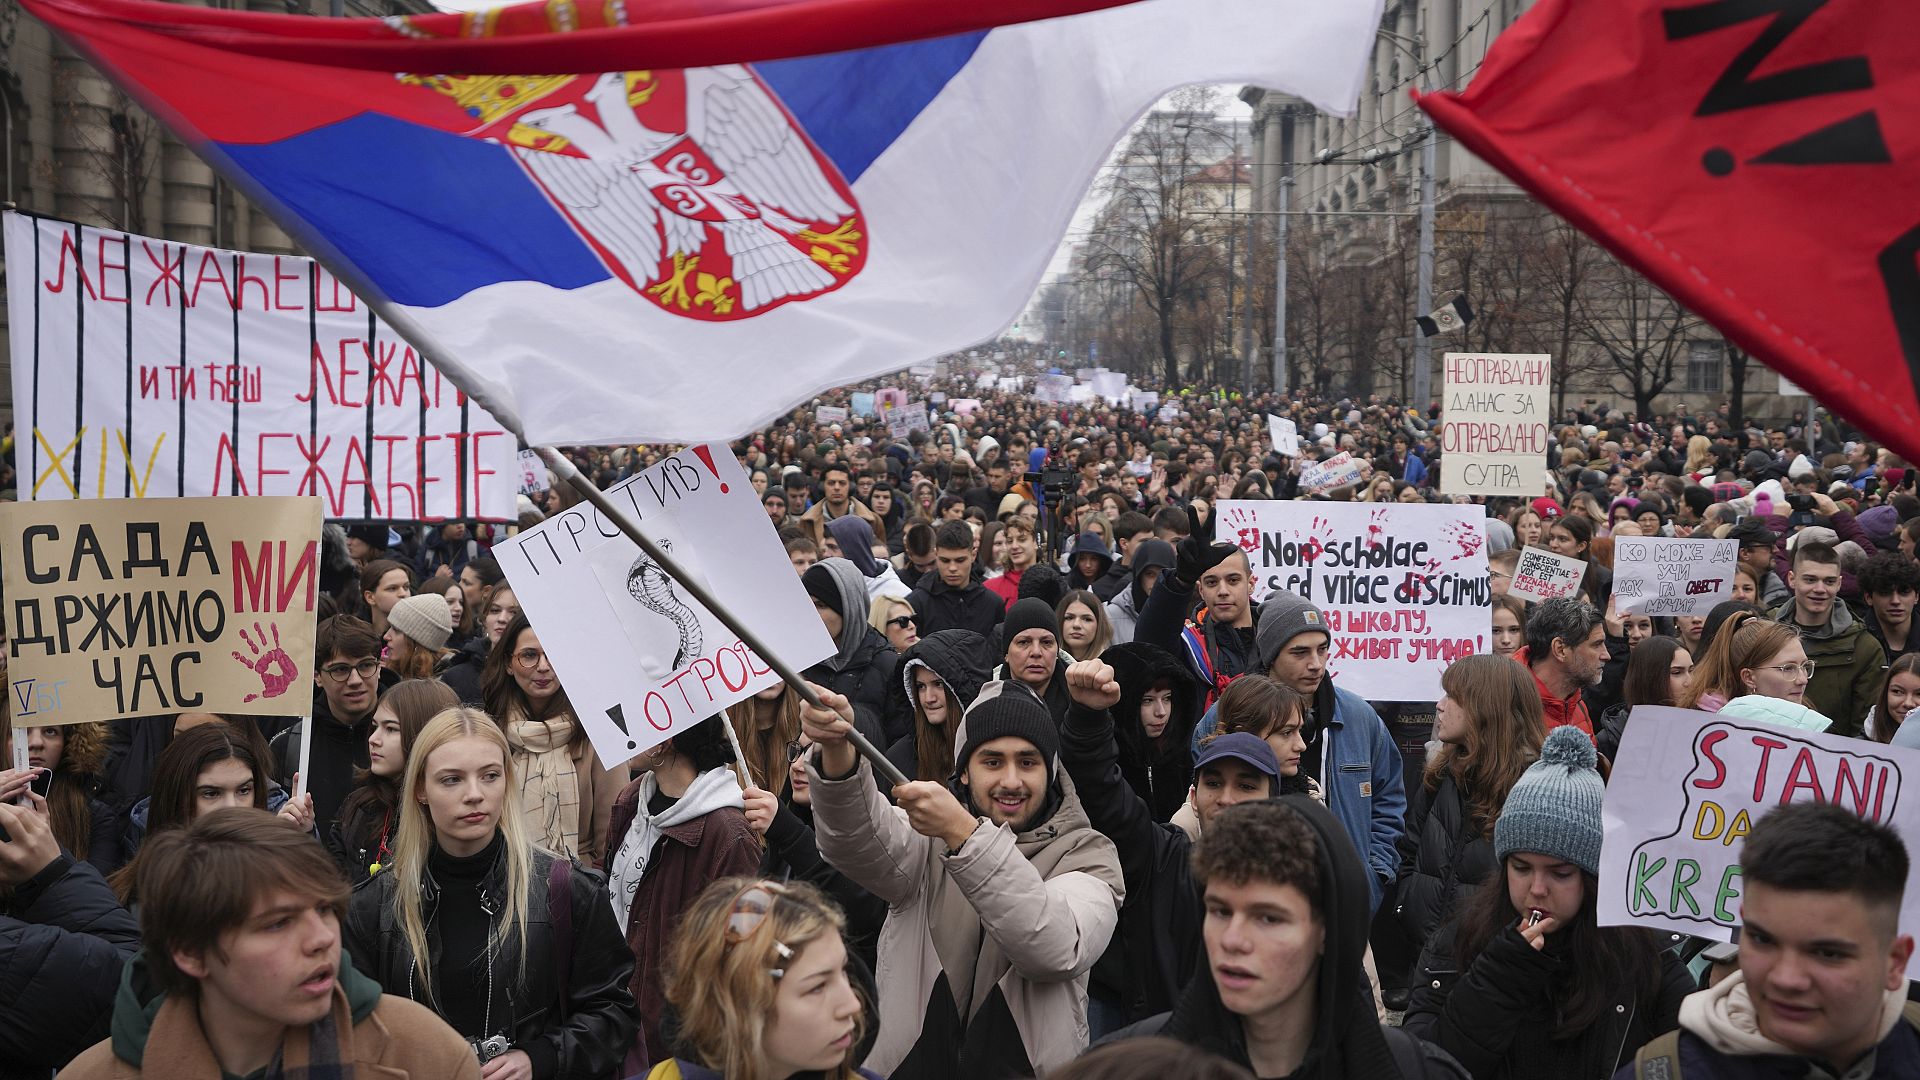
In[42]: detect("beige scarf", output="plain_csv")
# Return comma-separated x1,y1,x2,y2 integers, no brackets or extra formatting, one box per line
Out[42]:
506,710,582,860
1680,970,1907,1057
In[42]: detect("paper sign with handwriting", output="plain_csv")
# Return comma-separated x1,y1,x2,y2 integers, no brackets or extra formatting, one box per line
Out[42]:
1509,547,1588,604
1612,537,1736,616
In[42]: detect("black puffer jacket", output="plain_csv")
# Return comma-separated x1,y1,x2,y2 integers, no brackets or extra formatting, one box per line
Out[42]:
882,630,992,779
803,558,898,748
0,855,140,1078
906,574,1005,640
1393,773,1498,957
345,845,637,1079
1403,918,1692,1080
1103,641,1201,824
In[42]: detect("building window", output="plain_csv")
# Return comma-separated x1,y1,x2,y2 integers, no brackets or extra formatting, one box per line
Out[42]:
1686,340,1723,394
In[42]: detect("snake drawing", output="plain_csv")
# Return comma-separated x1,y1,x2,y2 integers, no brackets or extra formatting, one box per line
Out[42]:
626,543,704,671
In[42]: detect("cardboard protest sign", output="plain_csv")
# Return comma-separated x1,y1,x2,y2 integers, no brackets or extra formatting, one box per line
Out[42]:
887,405,931,440
517,450,549,496
0,495,323,724
1600,706,1920,977
1034,373,1074,403
497,445,835,765
1268,414,1300,456
850,392,876,417
1508,546,1588,604
1613,537,1737,616
814,406,849,424
4,214,516,521
1219,501,1491,701
1440,352,1551,496
1300,452,1365,495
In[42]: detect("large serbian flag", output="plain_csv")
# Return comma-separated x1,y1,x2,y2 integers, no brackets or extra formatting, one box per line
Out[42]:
1416,0,1920,462
21,0,1383,445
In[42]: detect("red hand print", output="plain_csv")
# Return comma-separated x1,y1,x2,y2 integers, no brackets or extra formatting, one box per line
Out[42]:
1366,507,1390,550
1301,516,1334,562
232,622,299,703
1223,507,1261,553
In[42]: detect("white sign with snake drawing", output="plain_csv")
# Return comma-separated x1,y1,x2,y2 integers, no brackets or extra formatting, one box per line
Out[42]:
497,444,835,765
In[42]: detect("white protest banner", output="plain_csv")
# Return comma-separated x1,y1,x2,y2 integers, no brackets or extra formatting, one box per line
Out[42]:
4,213,516,521
1299,452,1366,495
814,406,849,424
929,392,948,406
1600,706,1920,977
1134,391,1160,412
1218,501,1491,701
1091,370,1128,401
1034,373,1074,403
1612,537,1737,616
497,445,835,765
1268,414,1300,456
887,405,931,440
1440,352,1551,496
0,495,323,724
1075,367,1097,382
1508,546,1588,604
1067,383,1095,404
517,450,549,496
1156,404,1180,422
951,398,982,416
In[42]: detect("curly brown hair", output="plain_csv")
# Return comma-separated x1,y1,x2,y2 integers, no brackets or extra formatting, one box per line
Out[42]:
1190,800,1323,919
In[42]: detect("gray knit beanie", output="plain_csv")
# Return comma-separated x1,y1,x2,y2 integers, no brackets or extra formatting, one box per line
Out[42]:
1493,726,1605,875
1254,590,1332,673
387,592,453,652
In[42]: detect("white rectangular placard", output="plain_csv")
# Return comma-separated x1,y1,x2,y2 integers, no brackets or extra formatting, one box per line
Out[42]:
497,445,834,765
1268,414,1300,456
4,213,517,520
1612,537,1738,616
1599,706,1920,978
1508,546,1588,604
1218,501,1491,701
814,406,848,424
1440,352,1551,496
1300,451,1365,494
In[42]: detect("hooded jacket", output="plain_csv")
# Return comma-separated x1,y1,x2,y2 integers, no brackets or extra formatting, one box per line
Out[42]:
61,952,478,1080
1624,972,1920,1080
270,668,402,834
1065,532,1116,593
345,844,639,1079
807,746,1124,1077
1104,641,1200,824
804,557,900,747
884,630,992,780
1107,539,1176,645
799,493,883,549
1110,797,1468,1080
1770,595,1885,739
827,515,911,601
908,570,1007,641
1134,573,1261,701
0,854,139,1079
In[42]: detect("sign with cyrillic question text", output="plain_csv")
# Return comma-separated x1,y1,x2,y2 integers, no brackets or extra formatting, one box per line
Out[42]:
1612,537,1736,616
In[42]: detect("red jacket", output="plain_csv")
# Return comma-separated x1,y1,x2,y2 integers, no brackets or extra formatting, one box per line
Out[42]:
1511,647,1594,739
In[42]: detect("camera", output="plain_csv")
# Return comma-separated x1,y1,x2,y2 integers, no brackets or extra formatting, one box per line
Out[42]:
469,1036,511,1064
1026,467,1077,494
1786,494,1815,512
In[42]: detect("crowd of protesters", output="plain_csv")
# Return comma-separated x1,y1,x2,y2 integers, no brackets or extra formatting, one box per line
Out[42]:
6,355,1920,1080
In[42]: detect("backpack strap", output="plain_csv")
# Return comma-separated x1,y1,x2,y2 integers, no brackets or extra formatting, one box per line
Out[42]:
1904,999,1920,1030
547,857,574,1016
1632,1028,1684,1080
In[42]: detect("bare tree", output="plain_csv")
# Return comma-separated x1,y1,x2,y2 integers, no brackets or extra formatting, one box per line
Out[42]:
1576,253,1699,419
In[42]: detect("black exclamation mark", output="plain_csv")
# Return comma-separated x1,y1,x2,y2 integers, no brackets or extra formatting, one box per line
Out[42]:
606,704,638,751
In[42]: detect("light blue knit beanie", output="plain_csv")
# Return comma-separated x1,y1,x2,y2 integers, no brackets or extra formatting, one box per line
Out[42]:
1493,726,1605,876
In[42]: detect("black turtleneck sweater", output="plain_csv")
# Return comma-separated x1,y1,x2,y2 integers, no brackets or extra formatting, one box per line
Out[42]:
427,833,504,1040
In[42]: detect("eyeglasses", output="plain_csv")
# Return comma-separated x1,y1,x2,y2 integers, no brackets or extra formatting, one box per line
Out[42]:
786,740,807,762
321,658,382,682
726,880,796,978
886,615,916,631
514,648,551,669
1764,661,1817,679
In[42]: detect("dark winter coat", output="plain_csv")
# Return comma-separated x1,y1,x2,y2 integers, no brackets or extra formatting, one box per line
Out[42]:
602,778,762,1068
907,574,1007,640
439,635,491,706
1065,532,1115,593
1103,797,1470,1080
882,630,992,777
0,855,141,1079
1103,641,1200,824
345,843,637,1080
270,671,400,835
1134,575,1261,699
1617,1020,1920,1080
805,557,899,748
1405,920,1693,1080
1392,774,1498,957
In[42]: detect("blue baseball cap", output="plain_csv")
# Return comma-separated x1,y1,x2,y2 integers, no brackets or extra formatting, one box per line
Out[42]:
1192,732,1281,778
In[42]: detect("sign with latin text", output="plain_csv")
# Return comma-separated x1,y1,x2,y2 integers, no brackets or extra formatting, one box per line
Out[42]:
1613,537,1737,616
496,445,834,765
4,214,516,520
1440,352,1550,495
0,495,323,724
1219,500,1491,701
1599,706,1920,978
1508,546,1588,604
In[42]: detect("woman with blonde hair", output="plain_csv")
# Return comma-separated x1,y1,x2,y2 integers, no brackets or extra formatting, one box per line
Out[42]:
1684,433,1716,478
651,877,879,1080
346,707,637,1078
1395,655,1546,972
868,594,919,654
1681,611,1810,712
